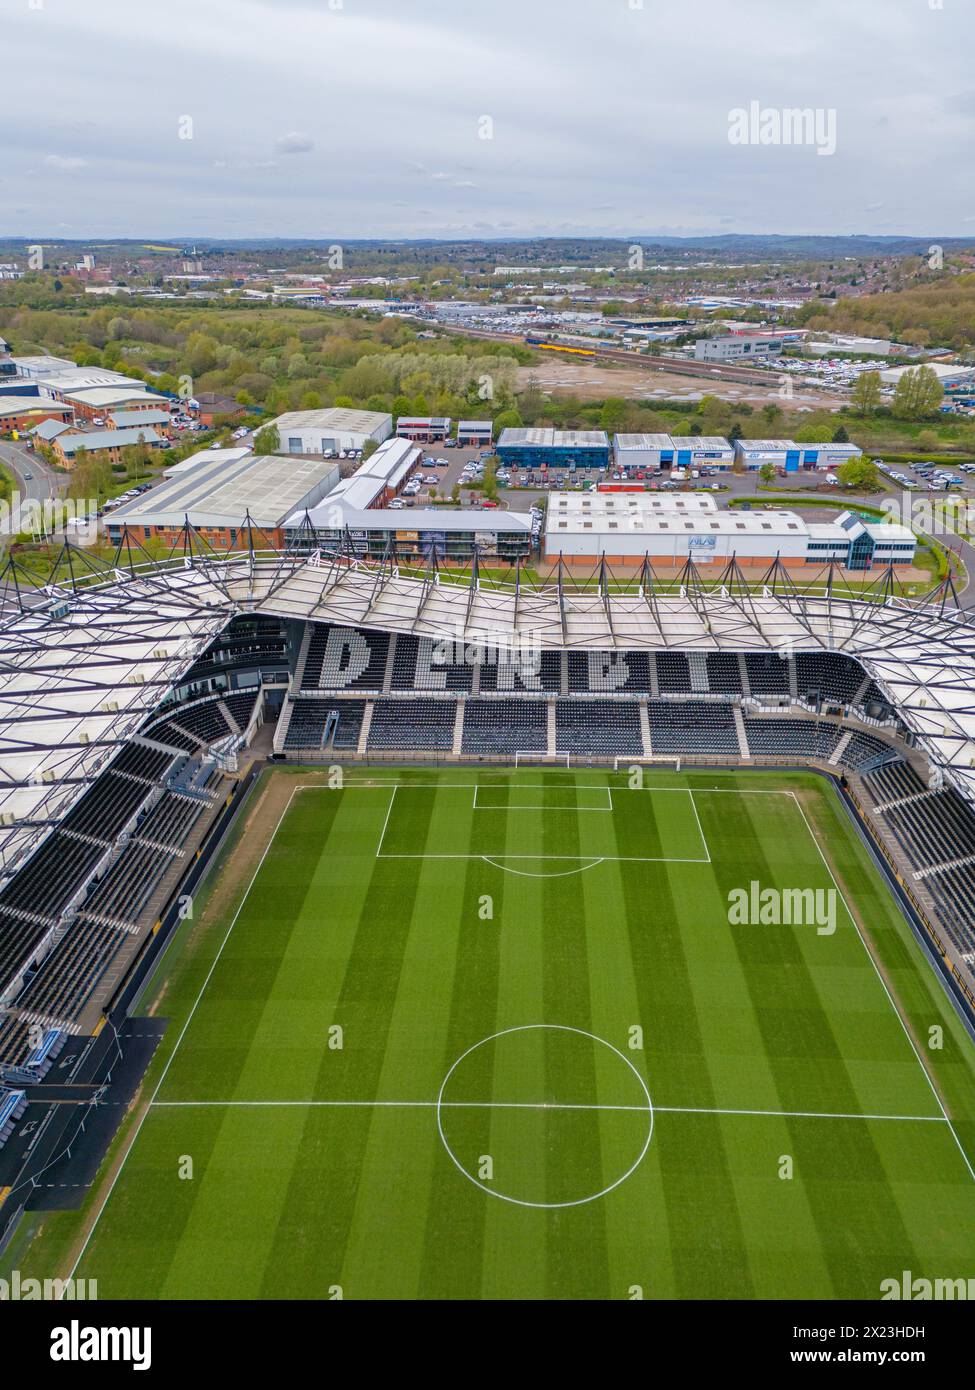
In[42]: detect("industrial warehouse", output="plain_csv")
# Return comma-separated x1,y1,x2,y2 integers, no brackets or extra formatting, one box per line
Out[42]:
104,450,341,547
542,491,916,569
268,406,393,455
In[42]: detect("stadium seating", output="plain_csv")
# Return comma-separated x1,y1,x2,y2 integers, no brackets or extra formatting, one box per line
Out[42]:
655,653,693,694
480,650,561,693
744,718,841,761
222,690,260,731
462,700,547,755
556,700,643,755
795,652,866,706
285,699,366,750
744,653,791,695
839,730,897,771
567,652,652,694
302,624,389,692
390,636,473,692
368,699,455,750
706,653,743,694
648,700,739,754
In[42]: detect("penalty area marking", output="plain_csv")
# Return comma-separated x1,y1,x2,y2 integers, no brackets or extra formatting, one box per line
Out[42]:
472,784,613,812
374,782,709,868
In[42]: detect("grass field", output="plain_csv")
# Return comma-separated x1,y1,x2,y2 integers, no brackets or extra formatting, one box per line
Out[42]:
18,767,975,1301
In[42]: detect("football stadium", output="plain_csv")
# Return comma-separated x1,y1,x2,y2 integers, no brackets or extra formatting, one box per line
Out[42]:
1,531,974,1302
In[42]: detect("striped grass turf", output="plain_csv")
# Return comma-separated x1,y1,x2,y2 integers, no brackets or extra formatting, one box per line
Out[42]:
42,769,975,1299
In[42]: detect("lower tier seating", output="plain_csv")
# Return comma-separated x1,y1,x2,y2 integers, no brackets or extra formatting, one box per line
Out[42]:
556,700,643,755
649,701,739,754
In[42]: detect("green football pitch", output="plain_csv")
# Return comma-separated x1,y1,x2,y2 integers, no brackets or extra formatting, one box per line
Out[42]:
30,767,975,1300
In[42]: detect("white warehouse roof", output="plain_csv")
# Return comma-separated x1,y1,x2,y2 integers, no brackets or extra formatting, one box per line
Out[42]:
270,407,392,436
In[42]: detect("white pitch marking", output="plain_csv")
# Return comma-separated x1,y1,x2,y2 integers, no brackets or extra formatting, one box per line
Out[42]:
435,1023,654,1210
65,785,304,1289
480,857,606,879
787,790,975,1185
148,1099,946,1124
686,788,711,864
374,785,397,859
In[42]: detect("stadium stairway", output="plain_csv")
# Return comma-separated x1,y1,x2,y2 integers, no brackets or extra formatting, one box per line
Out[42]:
357,702,374,756
273,698,296,754
639,699,652,756
733,706,750,759
382,636,397,693
737,653,751,697
830,730,854,766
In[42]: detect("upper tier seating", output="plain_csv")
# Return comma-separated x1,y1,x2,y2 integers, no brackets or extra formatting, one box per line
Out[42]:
302,624,389,692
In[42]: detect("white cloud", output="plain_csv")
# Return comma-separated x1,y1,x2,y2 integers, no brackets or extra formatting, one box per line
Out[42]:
273,131,315,156
44,154,88,172
0,0,971,236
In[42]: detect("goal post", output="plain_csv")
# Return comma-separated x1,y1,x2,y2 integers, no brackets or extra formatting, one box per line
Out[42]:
613,756,681,774
514,751,571,769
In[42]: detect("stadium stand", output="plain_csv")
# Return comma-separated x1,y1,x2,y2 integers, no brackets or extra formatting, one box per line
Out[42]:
567,652,652,694
705,652,743,694
795,652,866,706
462,700,548,755
285,699,366,750
368,699,456,750
744,718,842,761
744,653,791,695
655,653,693,694
302,624,389,692
391,636,474,692
556,700,643,755
649,700,740,754
479,650,562,693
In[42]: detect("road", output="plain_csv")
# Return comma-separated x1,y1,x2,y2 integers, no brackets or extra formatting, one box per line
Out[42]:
0,437,62,505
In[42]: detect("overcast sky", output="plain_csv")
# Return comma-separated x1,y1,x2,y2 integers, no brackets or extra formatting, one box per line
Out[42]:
1,0,973,240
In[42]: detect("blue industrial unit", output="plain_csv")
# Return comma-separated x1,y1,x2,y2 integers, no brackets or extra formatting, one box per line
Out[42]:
497,427,611,471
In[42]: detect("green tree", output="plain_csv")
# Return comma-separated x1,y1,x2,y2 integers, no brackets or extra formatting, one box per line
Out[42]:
759,461,777,486
598,397,628,432
361,438,380,462
892,366,944,421
850,370,882,417
836,457,879,490
253,423,281,455
493,407,523,432
832,424,850,443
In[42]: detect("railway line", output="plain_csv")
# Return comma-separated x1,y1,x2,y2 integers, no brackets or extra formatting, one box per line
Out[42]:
436,321,816,389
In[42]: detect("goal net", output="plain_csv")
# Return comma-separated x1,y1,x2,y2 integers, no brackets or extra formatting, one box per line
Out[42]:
613,756,681,774
514,751,571,768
